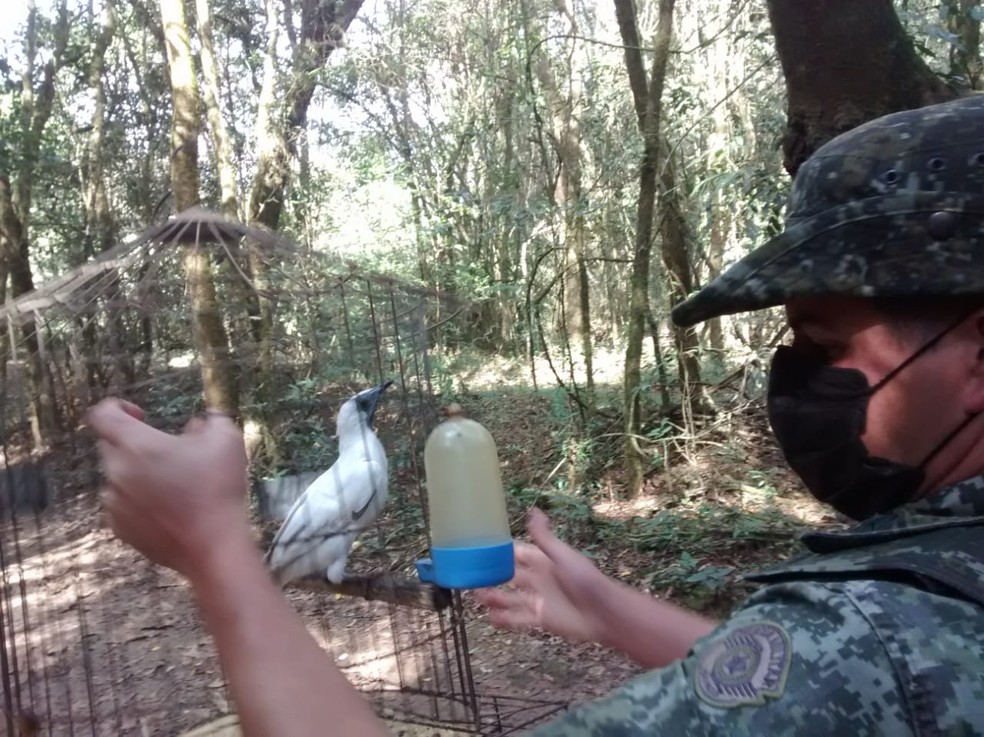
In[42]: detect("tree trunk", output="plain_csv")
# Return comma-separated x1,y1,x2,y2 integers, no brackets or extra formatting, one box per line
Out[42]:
195,0,239,219
0,178,57,446
535,46,595,414
247,0,365,230
0,1,70,448
246,0,285,467
767,0,959,176
161,0,201,211
706,189,727,354
246,0,364,466
160,0,239,415
0,264,8,400
194,0,261,365
647,312,672,413
615,0,675,497
498,72,519,352
657,140,702,412
84,3,117,256
119,20,162,377
248,0,281,353
82,0,132,392
705,19,730,356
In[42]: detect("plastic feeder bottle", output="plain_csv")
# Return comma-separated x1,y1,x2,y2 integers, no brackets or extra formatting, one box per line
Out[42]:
415,404,515,589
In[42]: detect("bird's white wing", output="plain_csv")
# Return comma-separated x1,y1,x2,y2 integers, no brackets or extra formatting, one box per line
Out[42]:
265,454,387,583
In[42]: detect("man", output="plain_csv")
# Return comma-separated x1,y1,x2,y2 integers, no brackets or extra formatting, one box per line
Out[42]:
480,95,984,734
90,94,984,735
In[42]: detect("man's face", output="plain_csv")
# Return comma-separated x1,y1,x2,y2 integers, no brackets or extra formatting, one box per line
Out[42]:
783,296,984,492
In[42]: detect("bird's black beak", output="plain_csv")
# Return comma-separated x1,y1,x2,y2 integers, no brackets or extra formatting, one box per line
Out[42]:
364,380,393,425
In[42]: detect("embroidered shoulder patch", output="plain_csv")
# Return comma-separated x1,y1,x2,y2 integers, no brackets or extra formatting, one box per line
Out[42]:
694,621,792,708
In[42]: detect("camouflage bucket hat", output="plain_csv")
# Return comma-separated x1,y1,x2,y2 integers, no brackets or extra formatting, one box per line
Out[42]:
671,94,984,328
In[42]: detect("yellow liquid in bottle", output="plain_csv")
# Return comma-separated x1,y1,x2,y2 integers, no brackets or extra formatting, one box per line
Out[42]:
424,411,511,549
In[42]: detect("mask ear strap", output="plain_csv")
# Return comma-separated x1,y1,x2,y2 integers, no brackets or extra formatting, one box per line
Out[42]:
919,411,979,469
872,310,977,391
906,307,984,470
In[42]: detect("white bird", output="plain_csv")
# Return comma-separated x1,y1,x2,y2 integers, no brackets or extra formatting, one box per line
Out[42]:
265,381,392,585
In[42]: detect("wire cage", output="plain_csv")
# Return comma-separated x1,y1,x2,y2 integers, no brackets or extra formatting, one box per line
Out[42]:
0,209,566,735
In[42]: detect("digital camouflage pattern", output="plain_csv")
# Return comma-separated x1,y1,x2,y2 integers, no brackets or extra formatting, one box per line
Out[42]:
672,94,984,328
529,475,984,736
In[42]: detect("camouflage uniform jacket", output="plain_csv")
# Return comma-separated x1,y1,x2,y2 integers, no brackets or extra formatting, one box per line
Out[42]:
530,475,984,736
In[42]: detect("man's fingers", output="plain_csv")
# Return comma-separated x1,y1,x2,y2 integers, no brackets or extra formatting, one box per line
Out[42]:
97,445,129,487
186,413,244,451
514,540,550,571
87,399,152,448
527,508,574,564
473,589,537,631
187,410,233,433
118,400,146,421
100,486,122,528
487,607,538,632
486,543,547,591
509,561,538,591
184,416,206,435
473,588,523,610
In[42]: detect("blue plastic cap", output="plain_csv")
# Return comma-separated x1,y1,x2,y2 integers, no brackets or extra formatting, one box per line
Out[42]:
416,557,436,582
415,541,514,589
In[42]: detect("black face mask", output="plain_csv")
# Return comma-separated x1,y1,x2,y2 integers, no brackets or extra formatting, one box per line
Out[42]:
767,317,977,521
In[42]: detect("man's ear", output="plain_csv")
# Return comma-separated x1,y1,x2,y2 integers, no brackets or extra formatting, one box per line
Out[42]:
964,313,984,413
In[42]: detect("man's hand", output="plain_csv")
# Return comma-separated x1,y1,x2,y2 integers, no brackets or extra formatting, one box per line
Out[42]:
474,508,614,644
476,508,718,667
87,399,391,737
87,398,252,580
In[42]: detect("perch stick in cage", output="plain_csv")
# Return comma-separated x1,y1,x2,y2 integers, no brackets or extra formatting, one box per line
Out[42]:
285,573,452,612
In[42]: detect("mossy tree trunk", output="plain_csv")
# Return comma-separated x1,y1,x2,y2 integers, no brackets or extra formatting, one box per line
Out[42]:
160,0,238,415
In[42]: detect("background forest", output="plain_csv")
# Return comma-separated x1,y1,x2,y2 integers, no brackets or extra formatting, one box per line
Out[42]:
0,0,979,616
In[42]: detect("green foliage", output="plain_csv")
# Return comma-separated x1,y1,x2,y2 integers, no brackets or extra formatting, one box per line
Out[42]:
742,468,782,500
644,417,676,471
278,416,336,473
600,502,803,609
143,385,203,420
897,0,982,82
645,504,793,548
509,483,595,539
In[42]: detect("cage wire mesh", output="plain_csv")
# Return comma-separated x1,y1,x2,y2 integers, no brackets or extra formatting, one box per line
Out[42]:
0,208,566,735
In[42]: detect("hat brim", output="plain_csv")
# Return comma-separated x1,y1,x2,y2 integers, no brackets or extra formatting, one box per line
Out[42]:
670,192,984,328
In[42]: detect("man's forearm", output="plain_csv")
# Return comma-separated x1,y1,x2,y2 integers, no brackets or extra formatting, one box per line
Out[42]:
594,576,718,668
189,535,389,737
